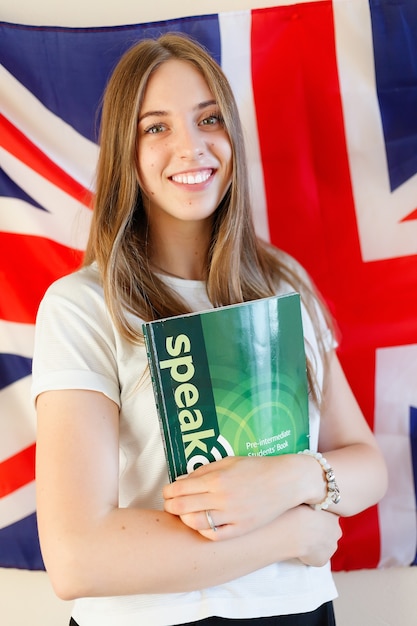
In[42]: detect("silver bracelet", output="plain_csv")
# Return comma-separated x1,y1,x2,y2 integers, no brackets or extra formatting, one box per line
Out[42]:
298,449,341,510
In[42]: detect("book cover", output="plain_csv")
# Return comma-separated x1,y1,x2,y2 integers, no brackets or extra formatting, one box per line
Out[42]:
142,291,309,481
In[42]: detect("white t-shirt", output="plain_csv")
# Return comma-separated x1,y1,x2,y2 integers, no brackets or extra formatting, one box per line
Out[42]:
31,263,337,626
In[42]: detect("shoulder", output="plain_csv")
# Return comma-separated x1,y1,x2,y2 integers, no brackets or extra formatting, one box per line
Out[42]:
263,241,335,345
43,263,102,299
40,264,105,313
37,264,110,328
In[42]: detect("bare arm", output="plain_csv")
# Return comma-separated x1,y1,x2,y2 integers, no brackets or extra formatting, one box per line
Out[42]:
313,351,388,515
164,351,388,536
36,389,341,600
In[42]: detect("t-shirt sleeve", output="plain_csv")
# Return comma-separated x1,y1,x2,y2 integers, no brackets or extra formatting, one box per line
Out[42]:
31,272,121,407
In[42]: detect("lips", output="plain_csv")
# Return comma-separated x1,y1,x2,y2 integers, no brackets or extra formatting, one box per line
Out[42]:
170,169,213,185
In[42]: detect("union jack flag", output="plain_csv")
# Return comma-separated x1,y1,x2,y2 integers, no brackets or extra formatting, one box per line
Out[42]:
1,0,416,571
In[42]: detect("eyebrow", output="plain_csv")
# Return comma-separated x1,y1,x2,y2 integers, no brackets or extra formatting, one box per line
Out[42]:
138,99,218,123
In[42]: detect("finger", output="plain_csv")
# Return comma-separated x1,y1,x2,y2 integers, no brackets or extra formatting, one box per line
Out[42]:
177,509,225,533
176,511,206,531
163,472,213,500
199,508,223,538
164,491,218,516
190,458,231,476
204,509,217,532
198,527,223,541
198,522,237,541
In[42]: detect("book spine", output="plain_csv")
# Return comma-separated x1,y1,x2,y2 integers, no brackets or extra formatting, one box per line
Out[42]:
142,325,177,481
144,316,222,480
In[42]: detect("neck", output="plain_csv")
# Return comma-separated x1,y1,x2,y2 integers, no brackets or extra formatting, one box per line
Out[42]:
151,260,206,281
148,222,211,281
151,263,204,280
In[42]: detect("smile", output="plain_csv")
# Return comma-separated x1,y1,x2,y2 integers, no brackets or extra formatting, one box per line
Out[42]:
171,169,213,185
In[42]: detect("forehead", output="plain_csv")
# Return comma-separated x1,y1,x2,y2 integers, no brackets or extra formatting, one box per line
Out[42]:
141,59,214,109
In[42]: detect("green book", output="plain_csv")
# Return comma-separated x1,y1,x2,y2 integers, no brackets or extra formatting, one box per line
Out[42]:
142,291,309,482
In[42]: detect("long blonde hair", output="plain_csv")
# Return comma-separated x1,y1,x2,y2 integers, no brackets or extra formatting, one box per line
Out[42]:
84,33,333,403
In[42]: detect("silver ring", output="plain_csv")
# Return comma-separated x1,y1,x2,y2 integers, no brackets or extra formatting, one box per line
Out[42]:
205,509,217,532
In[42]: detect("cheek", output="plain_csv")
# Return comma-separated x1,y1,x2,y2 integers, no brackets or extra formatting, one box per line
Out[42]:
220,138,233,166
139,145,164,173
138,152,156,181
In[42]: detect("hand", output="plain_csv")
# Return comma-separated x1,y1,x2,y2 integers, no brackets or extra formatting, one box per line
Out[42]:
163,455,299,540
290,505,342,567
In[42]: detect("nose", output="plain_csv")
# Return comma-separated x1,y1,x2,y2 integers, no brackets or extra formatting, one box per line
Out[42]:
177,123,205,160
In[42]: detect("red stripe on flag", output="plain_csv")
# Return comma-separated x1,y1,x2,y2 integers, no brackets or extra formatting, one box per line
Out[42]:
0,113,93,207
333,508,383,571
0,443,36,498
251,1,358,295
401,208,417,221
0,232,83,323
251,2,382,570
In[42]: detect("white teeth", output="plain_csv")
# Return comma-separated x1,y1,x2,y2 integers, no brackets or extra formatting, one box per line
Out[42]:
172,170,211,184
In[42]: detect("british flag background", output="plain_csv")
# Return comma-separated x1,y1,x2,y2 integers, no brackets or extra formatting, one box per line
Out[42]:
1,0,416,572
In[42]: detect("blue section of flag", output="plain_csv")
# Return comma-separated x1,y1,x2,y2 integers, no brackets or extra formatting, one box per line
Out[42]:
0,169,45,210
0,513,44,570
409,405,417,566
369,0,417,191
0,16,221,143
0,354,32,391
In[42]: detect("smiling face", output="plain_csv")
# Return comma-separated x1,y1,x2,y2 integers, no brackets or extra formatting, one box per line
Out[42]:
137,59,233,232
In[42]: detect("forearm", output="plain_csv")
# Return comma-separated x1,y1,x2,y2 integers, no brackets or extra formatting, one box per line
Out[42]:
260,445,385,518
301,351,388,517
40,504,303,600
316,443,388,517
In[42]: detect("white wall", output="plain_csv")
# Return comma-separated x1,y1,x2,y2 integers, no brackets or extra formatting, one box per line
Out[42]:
1,0,296,26
1,0,416,624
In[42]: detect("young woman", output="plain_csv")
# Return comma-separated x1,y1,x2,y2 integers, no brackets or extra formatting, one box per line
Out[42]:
32,33,387,626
